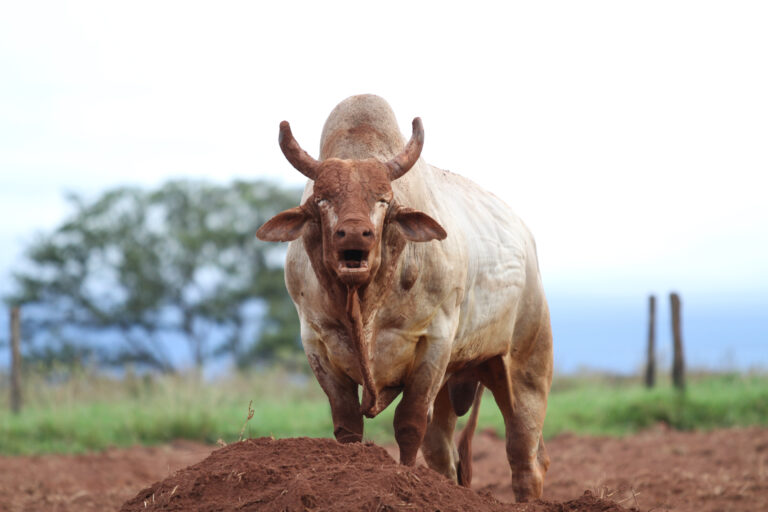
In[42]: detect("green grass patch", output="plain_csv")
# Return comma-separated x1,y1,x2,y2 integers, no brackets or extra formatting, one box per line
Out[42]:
542,372,768,438
1,371,766,455
0,370,330,455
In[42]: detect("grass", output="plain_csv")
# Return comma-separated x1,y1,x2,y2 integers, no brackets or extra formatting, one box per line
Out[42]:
545,372,768,437
0,369,398,455
452,371,768,439
1,369,767,455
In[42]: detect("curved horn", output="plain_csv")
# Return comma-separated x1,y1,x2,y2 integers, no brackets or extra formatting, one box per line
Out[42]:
279,121,320,180
387,117,424,181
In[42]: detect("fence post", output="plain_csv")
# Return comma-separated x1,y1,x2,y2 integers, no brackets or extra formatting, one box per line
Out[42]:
644,295,656,388
670,292,685,390
10,306,22,413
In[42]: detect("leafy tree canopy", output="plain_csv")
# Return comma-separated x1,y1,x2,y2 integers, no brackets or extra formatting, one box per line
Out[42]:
8,179,303,373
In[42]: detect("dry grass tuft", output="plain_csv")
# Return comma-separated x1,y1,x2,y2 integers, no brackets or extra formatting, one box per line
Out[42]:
238,400,255,442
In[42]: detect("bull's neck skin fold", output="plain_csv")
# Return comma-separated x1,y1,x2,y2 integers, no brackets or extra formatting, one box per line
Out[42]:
346,286,378,416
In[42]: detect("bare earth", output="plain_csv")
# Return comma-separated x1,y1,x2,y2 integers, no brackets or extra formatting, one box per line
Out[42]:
1,426,766,511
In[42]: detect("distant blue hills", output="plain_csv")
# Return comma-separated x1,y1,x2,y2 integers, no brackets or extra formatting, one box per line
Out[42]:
1,292,766,375
549,291,767,374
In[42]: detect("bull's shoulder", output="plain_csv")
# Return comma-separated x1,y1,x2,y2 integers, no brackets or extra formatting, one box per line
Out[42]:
284,240,319,308
403,164,544,340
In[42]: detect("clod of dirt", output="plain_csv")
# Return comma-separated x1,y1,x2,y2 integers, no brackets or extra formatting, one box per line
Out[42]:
120,437,629,512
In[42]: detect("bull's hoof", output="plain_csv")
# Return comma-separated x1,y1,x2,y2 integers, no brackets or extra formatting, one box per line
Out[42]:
511,466,544,502
333,428,362,444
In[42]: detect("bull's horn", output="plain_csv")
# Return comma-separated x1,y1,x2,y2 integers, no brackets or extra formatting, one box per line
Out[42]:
386,117,424,181
279,121,320,180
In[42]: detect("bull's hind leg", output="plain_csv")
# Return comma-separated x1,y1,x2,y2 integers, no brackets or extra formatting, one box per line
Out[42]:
421,384,459,481
422,379,483,486
480,353,550,502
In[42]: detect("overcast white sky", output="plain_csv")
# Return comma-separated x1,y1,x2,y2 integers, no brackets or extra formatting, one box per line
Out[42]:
2,1,767,300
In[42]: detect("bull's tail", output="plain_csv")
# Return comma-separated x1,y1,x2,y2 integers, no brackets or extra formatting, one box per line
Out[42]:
457,383,483,487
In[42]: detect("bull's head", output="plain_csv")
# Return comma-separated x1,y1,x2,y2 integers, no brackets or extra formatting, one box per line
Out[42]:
257,118,446,288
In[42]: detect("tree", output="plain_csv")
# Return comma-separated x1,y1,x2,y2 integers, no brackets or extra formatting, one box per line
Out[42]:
8,179,303,372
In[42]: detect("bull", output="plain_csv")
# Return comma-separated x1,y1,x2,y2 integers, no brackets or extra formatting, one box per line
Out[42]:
256,95,553,501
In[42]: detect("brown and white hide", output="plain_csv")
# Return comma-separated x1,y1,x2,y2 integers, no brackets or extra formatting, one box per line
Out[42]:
256,95,553,503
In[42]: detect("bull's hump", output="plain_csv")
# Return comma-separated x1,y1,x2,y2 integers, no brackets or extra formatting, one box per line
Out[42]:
320,95,406,161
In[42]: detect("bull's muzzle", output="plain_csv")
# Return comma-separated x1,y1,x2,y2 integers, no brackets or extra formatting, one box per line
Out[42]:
333,220,375,282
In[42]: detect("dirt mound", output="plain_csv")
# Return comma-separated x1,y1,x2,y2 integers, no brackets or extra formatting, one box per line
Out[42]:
120,437,629,512
4,427,766,511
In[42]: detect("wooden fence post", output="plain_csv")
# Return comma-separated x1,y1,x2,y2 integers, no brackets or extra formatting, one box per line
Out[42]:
644,295,656,388
670,292,685,390
10,306,22,413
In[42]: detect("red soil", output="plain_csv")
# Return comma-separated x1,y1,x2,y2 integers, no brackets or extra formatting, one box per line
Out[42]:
118,437,627,512
1,426,767,512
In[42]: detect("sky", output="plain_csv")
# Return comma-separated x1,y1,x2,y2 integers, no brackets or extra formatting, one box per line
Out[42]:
1,1,766,371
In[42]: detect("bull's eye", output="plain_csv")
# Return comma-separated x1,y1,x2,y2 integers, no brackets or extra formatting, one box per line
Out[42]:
377,199,389,207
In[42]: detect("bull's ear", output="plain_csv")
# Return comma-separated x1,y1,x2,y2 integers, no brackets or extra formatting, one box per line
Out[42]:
393,208,447,242
256,206,310,242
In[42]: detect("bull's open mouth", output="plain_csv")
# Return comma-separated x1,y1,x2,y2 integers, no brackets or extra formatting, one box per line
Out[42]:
338,250,369,272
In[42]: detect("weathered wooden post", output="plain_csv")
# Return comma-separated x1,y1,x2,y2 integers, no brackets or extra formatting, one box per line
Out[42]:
670,292,685,390
10,306,22,413
644,295,656,388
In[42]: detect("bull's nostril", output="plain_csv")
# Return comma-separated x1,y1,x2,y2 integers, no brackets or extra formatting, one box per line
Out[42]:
363,230,372,238
336,230,346,238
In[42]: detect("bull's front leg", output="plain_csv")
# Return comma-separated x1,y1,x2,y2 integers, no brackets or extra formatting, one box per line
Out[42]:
307,352,363,443
394,337,452,466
